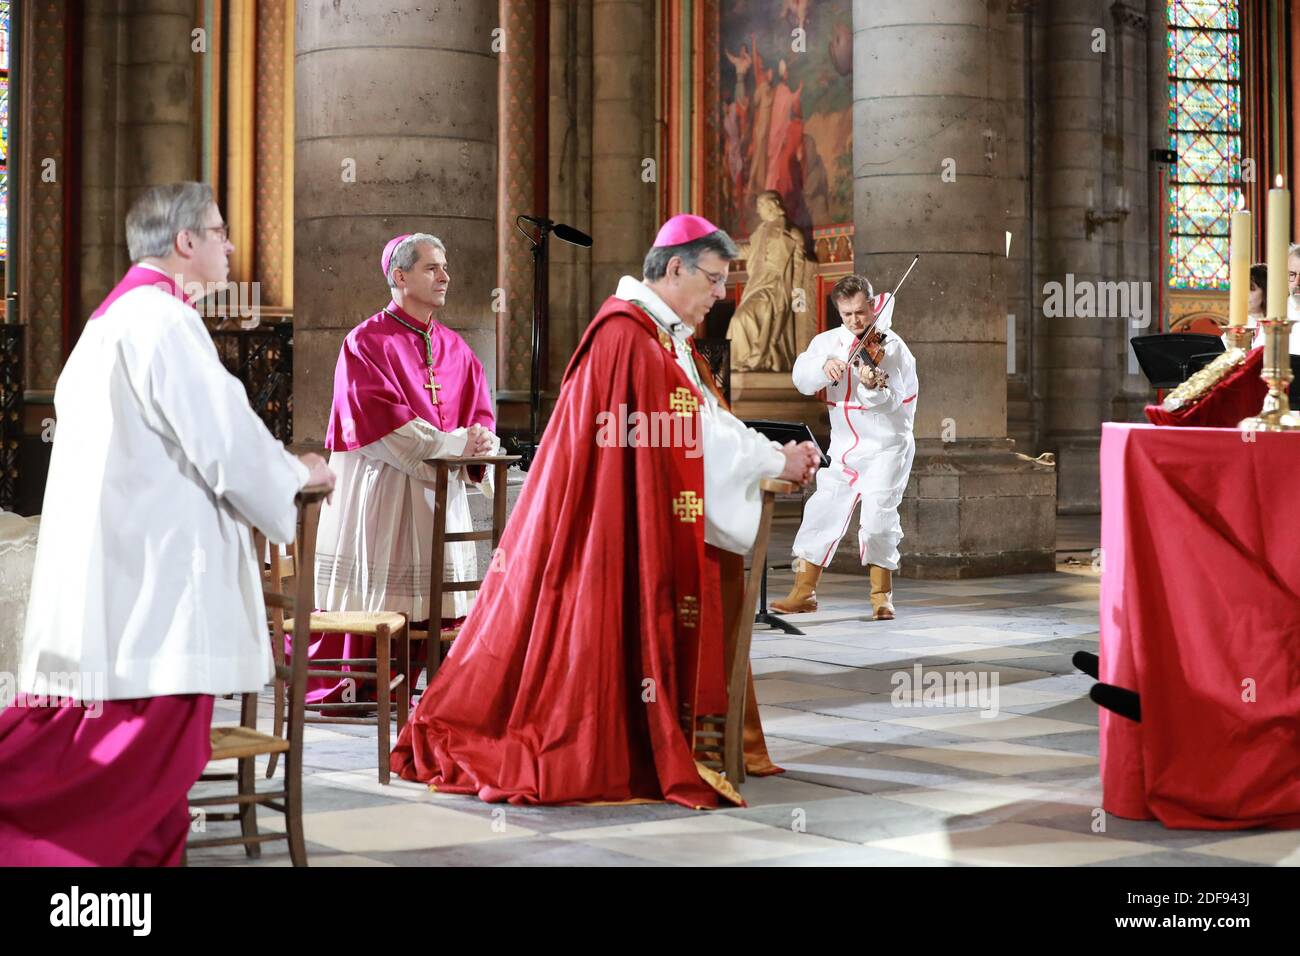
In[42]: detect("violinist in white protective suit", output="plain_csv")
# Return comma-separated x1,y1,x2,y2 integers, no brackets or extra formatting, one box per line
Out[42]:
771,273,918,620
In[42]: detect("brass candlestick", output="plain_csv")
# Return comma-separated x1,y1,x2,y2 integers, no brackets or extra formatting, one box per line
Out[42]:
1222,324,1256,351
1239,317,1300,431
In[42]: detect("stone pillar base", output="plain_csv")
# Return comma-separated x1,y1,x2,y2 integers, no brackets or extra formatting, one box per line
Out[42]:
900,438,1057,578
729,371,829,442
824,438,1057,579
1051,434,1102,515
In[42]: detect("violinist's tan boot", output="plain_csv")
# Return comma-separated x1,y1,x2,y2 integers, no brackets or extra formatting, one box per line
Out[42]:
772,559,823,614
869,564,895,620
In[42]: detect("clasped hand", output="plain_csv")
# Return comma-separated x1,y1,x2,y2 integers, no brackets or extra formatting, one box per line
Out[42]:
778,440,821,487
465,423,496,457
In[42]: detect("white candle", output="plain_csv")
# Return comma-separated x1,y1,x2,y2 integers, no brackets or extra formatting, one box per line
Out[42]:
1266,175,1290,319
1228,196,1250,327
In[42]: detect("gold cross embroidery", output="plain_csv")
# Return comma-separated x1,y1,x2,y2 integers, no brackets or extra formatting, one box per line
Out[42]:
677,595,699,628
656,328,674,354
669,387,699,417
672,491,703,523
424,368,442,406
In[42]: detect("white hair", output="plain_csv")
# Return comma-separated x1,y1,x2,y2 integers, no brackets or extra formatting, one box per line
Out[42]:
386,233,447,290
125,182,216,261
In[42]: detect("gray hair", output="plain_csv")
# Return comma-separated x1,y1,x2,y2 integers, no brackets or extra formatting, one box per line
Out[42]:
1290,243,1300,257
125,182,216,261
386,233,447,289
642,229,740,282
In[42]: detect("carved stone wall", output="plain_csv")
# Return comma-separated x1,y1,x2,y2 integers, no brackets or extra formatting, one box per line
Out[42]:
17,1,70,394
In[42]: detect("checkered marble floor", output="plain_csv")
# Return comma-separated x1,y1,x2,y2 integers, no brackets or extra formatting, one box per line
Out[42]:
192,521,1300,867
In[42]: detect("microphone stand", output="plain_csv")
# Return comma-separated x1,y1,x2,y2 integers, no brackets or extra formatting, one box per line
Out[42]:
527,225,547,465
510,215,592,471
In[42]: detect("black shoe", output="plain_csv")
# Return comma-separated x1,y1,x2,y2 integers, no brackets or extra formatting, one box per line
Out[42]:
1072,650,1099,679
1090,682,1141,722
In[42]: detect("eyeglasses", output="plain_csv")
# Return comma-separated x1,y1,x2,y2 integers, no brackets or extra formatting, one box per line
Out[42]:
695,266,728,289
196,223,230,243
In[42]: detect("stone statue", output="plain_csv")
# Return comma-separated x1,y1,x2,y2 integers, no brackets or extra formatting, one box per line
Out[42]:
726,190,812,372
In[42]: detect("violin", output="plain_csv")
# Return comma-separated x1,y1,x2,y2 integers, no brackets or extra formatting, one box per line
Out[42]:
846,322,889,389
838,255,920,392
853,325,888,368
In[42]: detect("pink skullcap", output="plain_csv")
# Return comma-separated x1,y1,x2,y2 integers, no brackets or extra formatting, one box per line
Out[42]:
381,234,413,278
653,214,721,248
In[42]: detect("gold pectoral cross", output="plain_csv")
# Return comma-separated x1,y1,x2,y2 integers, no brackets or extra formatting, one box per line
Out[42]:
424,368,442,406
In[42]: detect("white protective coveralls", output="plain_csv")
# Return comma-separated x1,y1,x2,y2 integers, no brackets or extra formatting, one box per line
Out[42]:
788,296,918,570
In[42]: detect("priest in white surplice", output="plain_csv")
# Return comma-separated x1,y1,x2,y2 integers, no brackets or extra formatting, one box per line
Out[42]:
0,182,334,865
310,233,498,702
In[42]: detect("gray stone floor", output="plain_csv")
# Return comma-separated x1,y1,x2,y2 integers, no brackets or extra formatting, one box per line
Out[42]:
192,514,1300,867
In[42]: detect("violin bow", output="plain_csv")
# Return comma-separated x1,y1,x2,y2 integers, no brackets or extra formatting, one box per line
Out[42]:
845,255,920,367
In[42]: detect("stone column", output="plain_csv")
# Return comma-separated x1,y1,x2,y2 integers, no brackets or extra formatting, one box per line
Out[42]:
1107,2,1154,425
18,1,73,394
853,0,1055,577
496,0,545,435
547,0,593,400
1146,0,1168,330
590,0,656,303
294,0,499,444
81,0,198,326
1035,0,1107,512
1005,1,1035,452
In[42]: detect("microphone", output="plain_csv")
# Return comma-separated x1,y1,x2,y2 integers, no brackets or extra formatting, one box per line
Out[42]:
515,215,592,247
553,223,593,247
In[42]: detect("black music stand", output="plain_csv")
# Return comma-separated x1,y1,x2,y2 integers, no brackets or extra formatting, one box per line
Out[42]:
742,419,826,636
1130,333,1225,388
1131,331,1300,400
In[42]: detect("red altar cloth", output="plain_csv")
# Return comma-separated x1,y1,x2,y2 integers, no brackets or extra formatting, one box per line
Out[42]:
1099,423,1300,829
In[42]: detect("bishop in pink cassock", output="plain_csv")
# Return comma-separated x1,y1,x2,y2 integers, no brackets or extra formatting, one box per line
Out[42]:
307,233,498,702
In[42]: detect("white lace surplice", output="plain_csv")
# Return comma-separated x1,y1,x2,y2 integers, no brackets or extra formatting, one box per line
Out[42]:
314,418,497,622
0,512,40,691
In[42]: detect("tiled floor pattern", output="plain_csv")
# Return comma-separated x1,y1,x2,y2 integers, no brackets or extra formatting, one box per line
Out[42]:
192,516,1298,867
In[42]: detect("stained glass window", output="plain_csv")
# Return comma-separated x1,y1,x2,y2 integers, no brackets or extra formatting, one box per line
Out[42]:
1167,0,1242,289
0,0,9,262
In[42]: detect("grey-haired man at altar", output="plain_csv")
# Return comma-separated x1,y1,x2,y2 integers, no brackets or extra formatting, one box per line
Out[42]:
310,234,500,699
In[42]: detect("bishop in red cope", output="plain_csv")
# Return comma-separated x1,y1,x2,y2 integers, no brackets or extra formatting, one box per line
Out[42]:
391,215,822,807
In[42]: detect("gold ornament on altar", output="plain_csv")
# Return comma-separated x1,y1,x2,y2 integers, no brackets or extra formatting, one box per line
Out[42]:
1160,345,1250,413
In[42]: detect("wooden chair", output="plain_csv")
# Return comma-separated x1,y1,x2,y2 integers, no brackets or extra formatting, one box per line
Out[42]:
694,477,795,786
262,540,409,784
187,486,329,867
408,454,519,691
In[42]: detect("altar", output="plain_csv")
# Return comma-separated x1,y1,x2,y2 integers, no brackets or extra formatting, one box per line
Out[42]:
1098,423,1300,829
